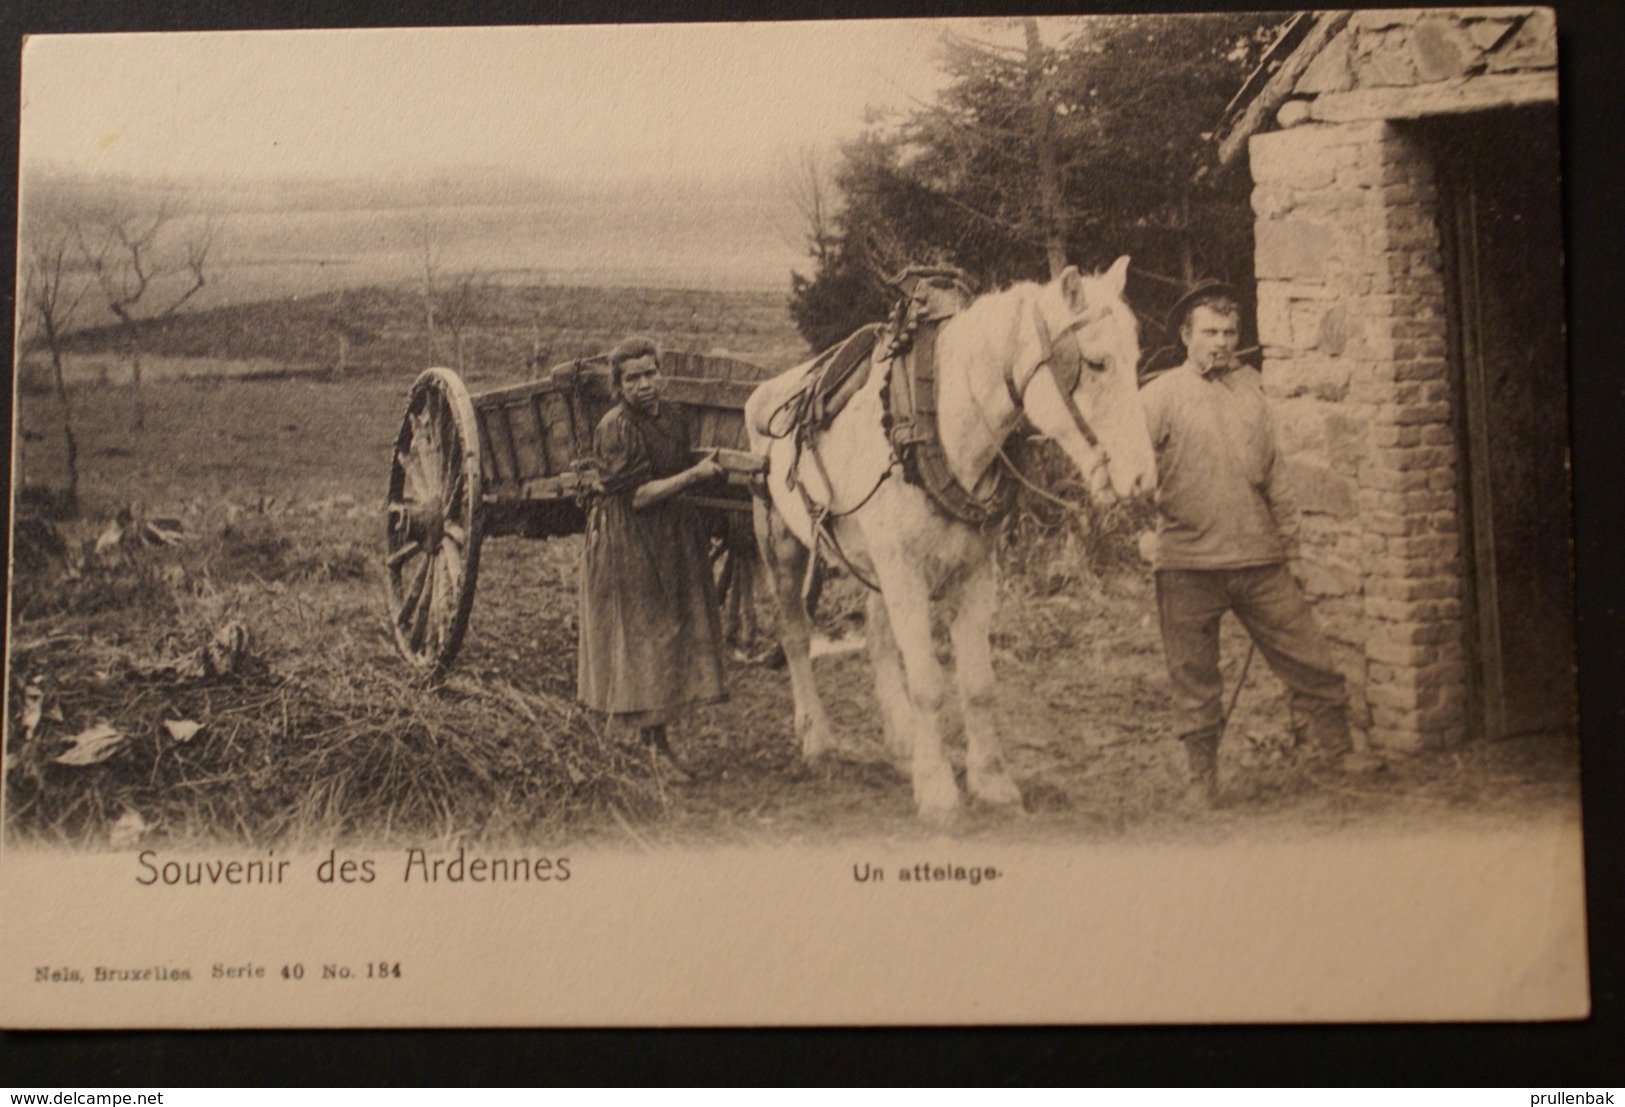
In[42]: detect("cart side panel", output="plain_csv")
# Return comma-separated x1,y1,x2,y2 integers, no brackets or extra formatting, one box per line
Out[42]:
658,376,760,457
501,397,549,483
713,356,769,452
712,410,747,452
668,352,723,453
471,355,772,519
668,351,776,453
538,390,578,475
476,403,516,492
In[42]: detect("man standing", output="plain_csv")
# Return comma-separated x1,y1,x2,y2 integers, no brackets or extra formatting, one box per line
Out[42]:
1141,282,1377,804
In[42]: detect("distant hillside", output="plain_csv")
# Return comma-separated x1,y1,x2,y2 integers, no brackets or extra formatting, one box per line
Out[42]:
54,282,812,380
20,166,806,324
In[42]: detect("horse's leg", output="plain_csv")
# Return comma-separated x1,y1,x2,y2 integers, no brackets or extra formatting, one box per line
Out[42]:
865,589,912,767
753,497,835,759
719,543,741,648
871,548,959,821
736,526,762,649
949,558,1022,807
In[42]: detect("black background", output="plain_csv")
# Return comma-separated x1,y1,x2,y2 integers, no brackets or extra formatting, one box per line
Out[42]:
1,0,1621,1087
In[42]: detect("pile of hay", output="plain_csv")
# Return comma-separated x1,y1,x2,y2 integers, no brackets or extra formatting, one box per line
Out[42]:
5,506,659,849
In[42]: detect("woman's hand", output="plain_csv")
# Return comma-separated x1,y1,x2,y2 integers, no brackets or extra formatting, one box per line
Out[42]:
688,451,725,483
631,452,724,511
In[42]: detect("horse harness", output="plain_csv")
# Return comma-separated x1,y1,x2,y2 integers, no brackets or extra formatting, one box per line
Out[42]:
1000,298,1116,496
765,268,1114,592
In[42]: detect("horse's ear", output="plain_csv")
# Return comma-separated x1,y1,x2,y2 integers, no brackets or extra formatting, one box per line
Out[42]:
1103,255,1131,296
1059,265,1084,309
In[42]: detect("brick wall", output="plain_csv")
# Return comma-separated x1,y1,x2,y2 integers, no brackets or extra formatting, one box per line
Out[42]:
1249,119,1467,751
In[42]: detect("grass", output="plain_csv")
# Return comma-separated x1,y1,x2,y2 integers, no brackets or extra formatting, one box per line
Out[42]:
42,281,812,386
8,282,1582,851
6,358,1154,850
6,501,662,849
10,279,812,849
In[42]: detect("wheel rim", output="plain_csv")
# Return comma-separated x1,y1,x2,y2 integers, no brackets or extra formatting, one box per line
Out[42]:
386,368,482,672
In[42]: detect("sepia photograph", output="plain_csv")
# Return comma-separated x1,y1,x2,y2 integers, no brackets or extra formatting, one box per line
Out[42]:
2,9,1591,1028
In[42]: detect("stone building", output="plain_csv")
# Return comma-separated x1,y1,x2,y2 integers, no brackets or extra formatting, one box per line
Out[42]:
1216,9,1571,751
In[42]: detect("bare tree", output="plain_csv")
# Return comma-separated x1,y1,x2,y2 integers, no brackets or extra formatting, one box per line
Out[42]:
19,216,92,512
76,202,215,432
415,220,443,362
789,146,840,269
437,269,491,375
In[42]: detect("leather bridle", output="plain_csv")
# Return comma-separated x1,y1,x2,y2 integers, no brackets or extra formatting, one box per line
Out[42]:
1002,299,1115,487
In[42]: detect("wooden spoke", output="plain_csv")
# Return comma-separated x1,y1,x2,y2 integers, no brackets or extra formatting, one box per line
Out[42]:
441,467,467,518
403,414,435,497
442,522,468,552
395,449,427,505
387,540,422,569
407,553,437,651
436,554,459,618
397,554,431,630
422,394,449,488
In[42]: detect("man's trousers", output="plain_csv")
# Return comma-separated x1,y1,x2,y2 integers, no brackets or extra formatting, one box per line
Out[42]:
1154,562,1350,751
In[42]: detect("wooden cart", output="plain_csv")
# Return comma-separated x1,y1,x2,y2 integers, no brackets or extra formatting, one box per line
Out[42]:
385,352,771,673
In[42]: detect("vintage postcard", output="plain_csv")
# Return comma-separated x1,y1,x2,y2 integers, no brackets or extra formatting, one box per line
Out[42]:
4,11,1587,1027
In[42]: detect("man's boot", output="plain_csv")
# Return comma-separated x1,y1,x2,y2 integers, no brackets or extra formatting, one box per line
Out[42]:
1180,727,1221,807
1298,710,1383,776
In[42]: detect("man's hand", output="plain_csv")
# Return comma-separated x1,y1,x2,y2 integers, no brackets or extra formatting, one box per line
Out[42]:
1136,530,1158,566
1286,553,1309,590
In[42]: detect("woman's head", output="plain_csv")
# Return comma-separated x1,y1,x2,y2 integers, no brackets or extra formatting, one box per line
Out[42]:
609,336,660,388
610,336,662,411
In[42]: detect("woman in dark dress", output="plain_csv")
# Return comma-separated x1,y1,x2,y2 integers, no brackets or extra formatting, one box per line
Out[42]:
577,337,726,777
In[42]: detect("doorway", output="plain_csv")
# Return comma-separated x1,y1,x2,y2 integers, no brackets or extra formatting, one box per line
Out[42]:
1435,105,1575,740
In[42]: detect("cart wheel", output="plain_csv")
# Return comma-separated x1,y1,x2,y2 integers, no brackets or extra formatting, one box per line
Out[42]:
386,367,484,674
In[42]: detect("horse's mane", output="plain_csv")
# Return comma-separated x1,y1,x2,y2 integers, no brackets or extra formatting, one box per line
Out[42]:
954,279,1041,330
952,273,1139,339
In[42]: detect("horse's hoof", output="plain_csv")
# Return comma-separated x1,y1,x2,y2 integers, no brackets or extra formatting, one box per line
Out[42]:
969,768,1023,809
916,794,962,825
797,714,837,761
802,737,838,762
913,769,962,823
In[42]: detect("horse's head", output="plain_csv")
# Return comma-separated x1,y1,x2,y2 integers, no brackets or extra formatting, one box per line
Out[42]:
1016,256,1156,504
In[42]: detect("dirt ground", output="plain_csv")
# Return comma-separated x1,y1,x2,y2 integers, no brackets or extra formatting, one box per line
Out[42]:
8,372,1583,850
466,534,1582,848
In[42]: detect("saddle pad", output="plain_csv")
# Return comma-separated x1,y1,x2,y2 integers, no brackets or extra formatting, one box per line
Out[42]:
807,324,883,428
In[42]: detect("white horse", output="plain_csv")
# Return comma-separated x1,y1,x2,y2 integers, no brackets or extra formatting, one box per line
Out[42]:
745,258,1156,820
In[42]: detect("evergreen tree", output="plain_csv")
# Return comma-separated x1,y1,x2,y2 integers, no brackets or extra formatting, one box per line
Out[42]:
787,13,1281,355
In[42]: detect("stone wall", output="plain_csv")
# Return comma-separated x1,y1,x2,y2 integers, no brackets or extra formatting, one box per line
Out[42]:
1250,120,1465,752
1297,8,1556,100
1240,8,1558,751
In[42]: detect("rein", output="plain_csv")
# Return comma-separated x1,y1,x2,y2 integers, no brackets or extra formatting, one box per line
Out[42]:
994,299,1114,499
790,429,892,596
769,367,892,596
973,404,1097,517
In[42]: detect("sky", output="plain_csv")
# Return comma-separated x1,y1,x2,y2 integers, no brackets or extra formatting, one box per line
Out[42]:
19,20,995,187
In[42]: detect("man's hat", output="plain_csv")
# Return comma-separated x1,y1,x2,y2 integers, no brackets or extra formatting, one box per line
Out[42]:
1166,278,1243,338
